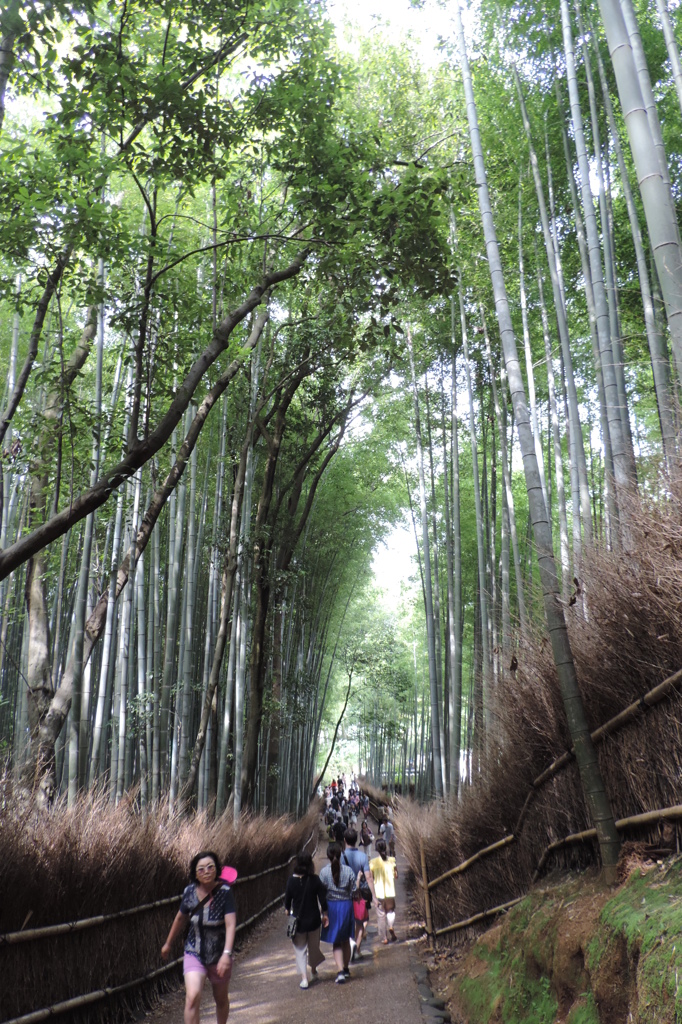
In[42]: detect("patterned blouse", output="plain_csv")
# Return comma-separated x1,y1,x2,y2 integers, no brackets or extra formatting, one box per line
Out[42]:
179,882,236,965
319,862,355,902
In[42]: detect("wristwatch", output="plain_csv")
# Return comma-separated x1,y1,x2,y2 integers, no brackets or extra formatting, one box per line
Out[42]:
223,950,233,957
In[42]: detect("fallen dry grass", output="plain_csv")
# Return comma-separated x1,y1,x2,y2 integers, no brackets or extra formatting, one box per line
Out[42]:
398,478,682,941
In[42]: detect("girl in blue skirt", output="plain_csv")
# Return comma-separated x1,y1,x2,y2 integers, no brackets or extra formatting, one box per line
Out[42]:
319,843,356,983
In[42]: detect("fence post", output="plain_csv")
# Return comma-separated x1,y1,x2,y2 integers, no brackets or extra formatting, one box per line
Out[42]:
420,837,434,949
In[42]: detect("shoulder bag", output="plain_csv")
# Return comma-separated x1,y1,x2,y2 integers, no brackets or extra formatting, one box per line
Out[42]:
286,876,310,939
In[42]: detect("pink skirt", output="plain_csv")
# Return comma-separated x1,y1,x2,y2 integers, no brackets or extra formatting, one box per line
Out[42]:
183,953,228,986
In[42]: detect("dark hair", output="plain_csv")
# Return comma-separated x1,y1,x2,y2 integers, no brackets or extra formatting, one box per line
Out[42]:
376,839,388,861
327,842,342,885
344,828,358,847
295,851,314,876
189,850,222,883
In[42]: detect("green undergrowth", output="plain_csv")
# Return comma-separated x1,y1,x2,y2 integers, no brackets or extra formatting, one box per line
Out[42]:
447,857,682,1024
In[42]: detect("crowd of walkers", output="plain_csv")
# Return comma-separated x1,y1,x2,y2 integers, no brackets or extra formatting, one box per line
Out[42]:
160,775,397,1023
284,775,399,988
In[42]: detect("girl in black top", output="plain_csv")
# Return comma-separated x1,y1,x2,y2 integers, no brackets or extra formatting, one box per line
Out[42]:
284,852,328,989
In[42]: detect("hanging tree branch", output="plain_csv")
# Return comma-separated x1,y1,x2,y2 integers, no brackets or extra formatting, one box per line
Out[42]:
0,248,310,581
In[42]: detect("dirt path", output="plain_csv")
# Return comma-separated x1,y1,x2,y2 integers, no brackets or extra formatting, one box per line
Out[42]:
144,818,425,1024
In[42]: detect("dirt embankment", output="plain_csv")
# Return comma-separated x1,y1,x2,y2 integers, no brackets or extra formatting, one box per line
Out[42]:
424,849,682,1024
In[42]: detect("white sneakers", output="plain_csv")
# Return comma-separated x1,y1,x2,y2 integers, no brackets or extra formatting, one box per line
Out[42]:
300,979,309,989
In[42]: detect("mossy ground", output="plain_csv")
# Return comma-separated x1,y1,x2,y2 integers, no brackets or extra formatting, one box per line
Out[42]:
439,856,682,1023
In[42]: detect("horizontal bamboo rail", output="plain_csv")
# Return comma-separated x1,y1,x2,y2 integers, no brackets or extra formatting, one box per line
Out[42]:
517,665,682,832
434,897,525,937
2,958,185,1024
1,829,320,1024
531,803,682,881
368,797,389,819
0,895,180,946
430,803,682,940
427,835,515,891
0,829,316,947
424,665,682,893
531,828,598,882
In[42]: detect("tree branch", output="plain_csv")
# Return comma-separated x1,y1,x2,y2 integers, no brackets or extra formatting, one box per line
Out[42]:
0,247,72,450
0,248,309,579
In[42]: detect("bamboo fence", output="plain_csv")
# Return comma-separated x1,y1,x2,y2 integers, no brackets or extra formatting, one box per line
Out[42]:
427,804,682,938
0,831,315,948
416,665,682,943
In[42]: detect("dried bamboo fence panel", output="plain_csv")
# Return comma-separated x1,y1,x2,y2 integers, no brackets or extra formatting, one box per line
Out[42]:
421,665,682,895
430,804,682,938
400,667,682,944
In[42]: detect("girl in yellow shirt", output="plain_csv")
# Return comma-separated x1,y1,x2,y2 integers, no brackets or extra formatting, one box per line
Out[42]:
369,840,398,943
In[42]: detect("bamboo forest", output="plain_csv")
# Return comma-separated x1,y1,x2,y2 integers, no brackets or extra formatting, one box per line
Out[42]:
9,0,682,1020
3,0,682,843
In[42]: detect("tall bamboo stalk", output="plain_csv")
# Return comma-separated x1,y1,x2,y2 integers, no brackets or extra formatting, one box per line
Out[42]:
115,472,141,804
518,188,548,512
481,314,527,631
512,70,592,553
533,251,570,590
459,287,492,745
575,4,637,483
178,410,199,789
455,0,620,878
589,24,677,460
407,328,444,799
444,331,462,797
602,0,682,394
560,0,635,518
654,0,682,117
425,381,448,795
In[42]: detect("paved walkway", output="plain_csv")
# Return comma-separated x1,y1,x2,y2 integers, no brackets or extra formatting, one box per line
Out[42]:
145,819,425,1024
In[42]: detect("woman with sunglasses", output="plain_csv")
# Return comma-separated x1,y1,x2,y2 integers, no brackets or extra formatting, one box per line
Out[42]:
162,850,237,1024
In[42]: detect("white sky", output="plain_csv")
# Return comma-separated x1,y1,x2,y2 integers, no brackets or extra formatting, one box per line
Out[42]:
329,0,457,65
371,521,417,605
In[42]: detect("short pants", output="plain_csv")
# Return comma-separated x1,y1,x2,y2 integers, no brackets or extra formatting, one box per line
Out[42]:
183,953,227,986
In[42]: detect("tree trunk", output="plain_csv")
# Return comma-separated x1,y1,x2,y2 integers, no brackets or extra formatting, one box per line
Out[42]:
0,252,309,581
